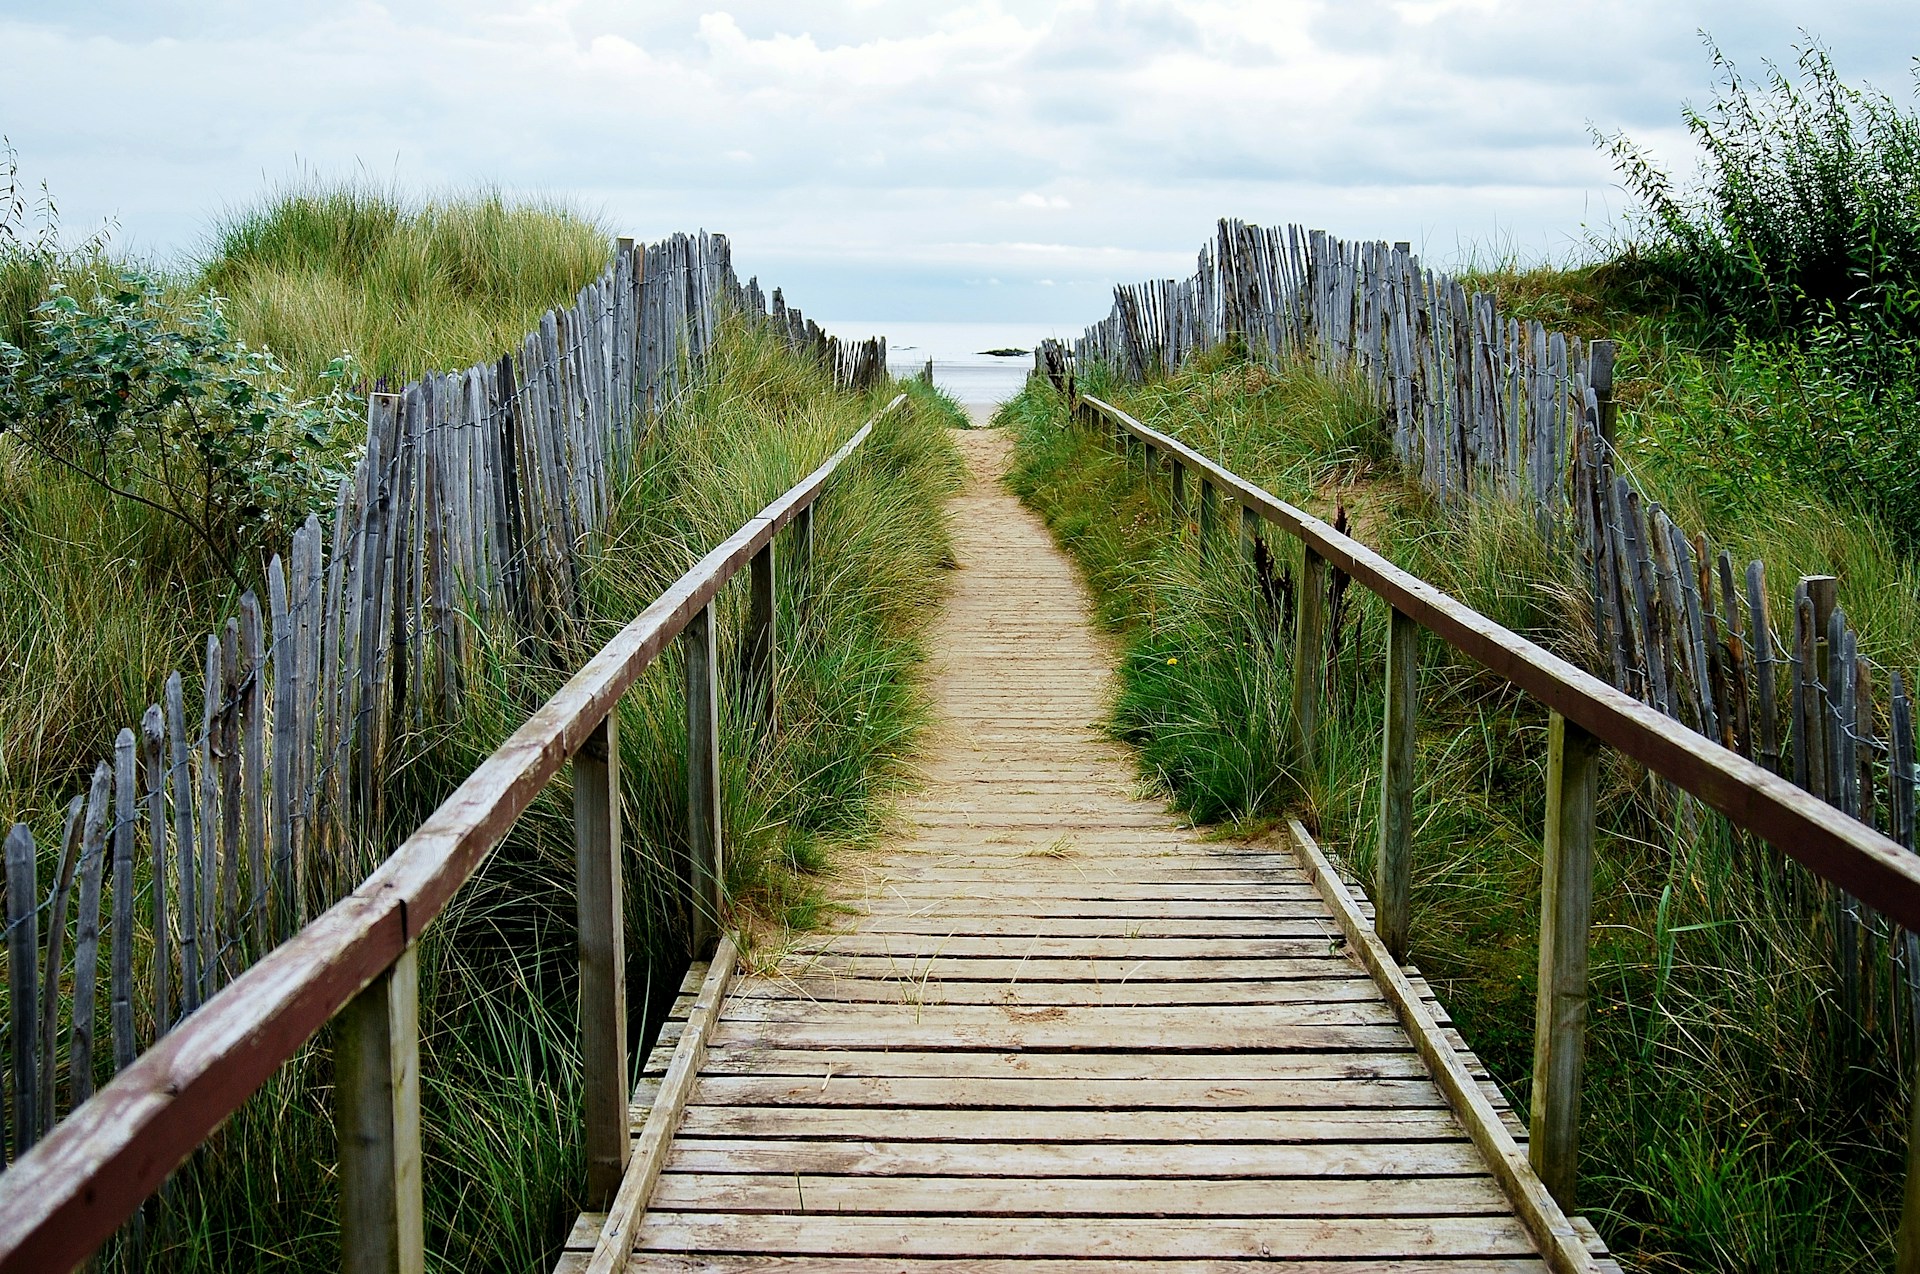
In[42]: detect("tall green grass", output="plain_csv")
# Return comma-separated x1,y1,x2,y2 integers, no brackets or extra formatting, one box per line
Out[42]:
135,318,963,1272
203,182,612,391
1004,357,1908,1270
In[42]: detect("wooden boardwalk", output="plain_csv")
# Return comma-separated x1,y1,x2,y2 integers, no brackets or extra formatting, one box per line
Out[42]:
566,428,1617,1271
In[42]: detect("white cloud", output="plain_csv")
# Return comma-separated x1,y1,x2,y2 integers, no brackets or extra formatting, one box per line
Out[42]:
0,1,1913,321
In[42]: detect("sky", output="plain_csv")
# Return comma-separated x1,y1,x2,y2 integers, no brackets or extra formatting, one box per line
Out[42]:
2,1,1915,324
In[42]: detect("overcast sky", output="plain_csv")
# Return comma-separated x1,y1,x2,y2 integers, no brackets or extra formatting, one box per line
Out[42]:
2,2,1914,323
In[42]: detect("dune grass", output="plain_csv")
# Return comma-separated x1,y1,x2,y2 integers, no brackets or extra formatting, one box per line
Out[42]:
203,182,612,392
1003,353,1911,1270
129,318,964,1272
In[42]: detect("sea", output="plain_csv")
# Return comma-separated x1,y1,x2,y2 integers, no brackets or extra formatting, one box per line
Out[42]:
815,320,1083,407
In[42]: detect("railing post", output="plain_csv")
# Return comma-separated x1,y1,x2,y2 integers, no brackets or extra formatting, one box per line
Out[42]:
337,947,423,1274
1529,711,1598,1209
685,602,724,956
1168,458,1188,524
574,710,627,1208
1240,503,1260,561
1900,1076,1920,1272
1197,478,1216,549
791,505,815,615
1377,608,1418,961
745,543,777,733
1291,546,1327,769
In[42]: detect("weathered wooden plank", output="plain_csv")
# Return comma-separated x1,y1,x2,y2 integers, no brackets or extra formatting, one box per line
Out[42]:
633,1213,1541,1260
727,976,1379,1006
648,1172,1509,1216
685,1073,1444,1110
673,1104,1465,1142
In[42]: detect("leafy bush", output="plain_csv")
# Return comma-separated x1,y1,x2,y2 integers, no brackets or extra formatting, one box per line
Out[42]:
0,273,359,574
1600,41,1920,354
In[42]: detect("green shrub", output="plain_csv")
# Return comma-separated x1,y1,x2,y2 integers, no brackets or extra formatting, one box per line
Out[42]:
1600,40,1920,352
0,273,360,574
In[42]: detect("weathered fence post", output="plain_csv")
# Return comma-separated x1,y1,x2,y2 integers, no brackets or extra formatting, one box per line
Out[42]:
1240,504,1260,562
685,603,724,955
574,709,627,1207
1291,547,1328,769
1589,340,1616,453
1529,711,1599,1209
1197,478,1216,549
1377,608,1418,961
1168,457,1188,525
6,824,38,1160
337,947,423,1274
745,544,777,732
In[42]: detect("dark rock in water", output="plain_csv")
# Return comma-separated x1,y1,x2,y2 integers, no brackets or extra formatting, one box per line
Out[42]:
979,347,1028,357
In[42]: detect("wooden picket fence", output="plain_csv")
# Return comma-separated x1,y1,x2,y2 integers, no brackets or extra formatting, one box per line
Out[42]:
1066,216,1920,1051
0,229,886,1166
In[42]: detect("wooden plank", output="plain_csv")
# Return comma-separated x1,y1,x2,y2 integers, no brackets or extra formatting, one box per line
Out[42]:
587,938,738,1274
780,935,1350,959
675,1104,1465,1142
695,1046,1442,1082
771,954,1368,982
659,1134,1494,1181
633,1213,1542,1260
836,915,1338,937
647,1172,1510,1216
622,1259,1547,1274
729,976,1382,1006
685,1073,1445,1110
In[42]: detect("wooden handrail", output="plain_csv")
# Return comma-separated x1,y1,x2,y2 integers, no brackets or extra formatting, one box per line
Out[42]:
1080,393,1920,928
0,394,905,1274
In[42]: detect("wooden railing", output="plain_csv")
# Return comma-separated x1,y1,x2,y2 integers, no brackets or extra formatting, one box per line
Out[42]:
0,395,905,1274
1076,392,1920,1270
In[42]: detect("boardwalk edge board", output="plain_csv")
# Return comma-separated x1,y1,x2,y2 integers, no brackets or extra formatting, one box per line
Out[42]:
586,937,739,1274
1287,817,1607,1273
